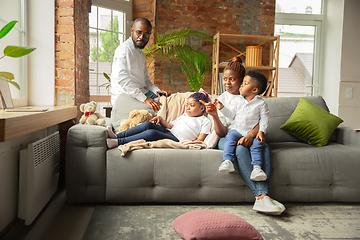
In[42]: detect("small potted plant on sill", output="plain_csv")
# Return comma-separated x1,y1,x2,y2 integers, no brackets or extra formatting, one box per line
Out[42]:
0,20,36,90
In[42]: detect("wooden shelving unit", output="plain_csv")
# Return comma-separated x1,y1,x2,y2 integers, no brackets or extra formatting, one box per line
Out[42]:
211,33,280,97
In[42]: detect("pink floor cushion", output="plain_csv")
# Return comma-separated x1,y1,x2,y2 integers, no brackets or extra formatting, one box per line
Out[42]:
172,209,263,240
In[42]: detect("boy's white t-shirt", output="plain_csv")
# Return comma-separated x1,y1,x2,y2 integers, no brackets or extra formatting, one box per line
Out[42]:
217,91,239,130
169,113,211,141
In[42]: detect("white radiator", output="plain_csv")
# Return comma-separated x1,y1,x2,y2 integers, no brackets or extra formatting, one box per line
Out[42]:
18,131,60,225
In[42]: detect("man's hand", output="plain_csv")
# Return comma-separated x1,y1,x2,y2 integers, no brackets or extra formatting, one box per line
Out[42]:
237,135,254,147
256,131,265,145
144,97,162,112
157,90,170,98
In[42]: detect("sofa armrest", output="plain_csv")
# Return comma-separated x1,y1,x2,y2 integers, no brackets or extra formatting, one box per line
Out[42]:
65,124,108,203
335,126,360,147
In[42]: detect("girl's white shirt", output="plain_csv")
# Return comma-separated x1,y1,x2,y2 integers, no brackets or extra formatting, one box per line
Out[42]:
169,113,211,141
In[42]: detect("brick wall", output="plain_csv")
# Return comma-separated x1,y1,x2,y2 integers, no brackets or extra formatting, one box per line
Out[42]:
55,0,75,106
134,0,275,93
55,0,90,120
55,0,275,113
74,0,91,120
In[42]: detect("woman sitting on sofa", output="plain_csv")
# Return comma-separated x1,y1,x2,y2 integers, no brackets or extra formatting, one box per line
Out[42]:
203,57,285,215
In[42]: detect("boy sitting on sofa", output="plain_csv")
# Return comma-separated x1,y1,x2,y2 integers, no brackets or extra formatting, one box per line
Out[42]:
215,70,269,182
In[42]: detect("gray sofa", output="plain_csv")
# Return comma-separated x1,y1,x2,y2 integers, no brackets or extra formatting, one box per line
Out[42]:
65,94,360,203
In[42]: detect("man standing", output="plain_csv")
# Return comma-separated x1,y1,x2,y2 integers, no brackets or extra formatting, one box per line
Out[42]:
110,17,169,112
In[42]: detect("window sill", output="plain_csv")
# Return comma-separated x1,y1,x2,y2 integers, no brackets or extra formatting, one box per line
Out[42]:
0,106,77,142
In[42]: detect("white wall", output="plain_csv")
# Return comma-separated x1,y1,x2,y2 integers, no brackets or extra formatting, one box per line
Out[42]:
0,127,58,233
338,0,360,129
27,0,55,106
319,0,344,115
0,0,55,233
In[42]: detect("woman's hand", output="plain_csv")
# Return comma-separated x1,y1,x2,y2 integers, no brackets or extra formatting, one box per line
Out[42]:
237,135,254,147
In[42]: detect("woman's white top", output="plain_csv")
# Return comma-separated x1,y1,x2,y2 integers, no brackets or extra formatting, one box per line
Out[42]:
217,91,239,129
169,113,211,141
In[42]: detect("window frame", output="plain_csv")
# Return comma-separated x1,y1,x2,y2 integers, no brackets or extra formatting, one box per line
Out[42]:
275,4,325,96
90,0,132,105
0,0,27,106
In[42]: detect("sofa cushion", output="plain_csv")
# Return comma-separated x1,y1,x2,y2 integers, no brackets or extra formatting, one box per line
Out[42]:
110,93,156,132
268,141,360,202
280,97,343,147
264,96,336,143
172,209,263,240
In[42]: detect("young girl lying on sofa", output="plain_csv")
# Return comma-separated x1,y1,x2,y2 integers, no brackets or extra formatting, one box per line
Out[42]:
106,91,212,148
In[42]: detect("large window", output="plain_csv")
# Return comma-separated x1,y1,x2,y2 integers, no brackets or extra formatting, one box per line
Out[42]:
0,0,27,104
89,0,131,116
275,0,324,97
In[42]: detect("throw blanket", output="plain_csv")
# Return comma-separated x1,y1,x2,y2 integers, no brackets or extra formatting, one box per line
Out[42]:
158,92,192,122
118,139,207,156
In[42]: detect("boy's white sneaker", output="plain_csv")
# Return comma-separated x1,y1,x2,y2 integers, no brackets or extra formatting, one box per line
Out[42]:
219,160,235,173
253,196,282,215
250,167,267,181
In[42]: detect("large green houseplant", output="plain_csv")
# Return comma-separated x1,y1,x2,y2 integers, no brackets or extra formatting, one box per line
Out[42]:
103,29,213,92
143,29,213,92
0,20,36,90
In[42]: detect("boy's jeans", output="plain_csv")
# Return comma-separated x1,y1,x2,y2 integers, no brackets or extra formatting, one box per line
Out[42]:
223,129,264,166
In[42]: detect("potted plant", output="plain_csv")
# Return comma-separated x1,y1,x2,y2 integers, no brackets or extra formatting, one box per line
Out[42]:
103,29,213,92
0,20,36,90
143,29,213,92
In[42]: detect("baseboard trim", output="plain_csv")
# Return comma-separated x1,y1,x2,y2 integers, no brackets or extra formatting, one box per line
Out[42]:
0,219,25,240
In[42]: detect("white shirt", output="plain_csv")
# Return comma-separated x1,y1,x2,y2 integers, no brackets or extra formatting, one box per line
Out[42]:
169,113,211,141
220,95,269,136
110,37,160,105
217,91,239,128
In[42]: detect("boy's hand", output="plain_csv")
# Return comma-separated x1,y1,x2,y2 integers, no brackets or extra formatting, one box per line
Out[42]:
237,135,254,147
256,131,265,145
150,116,162,125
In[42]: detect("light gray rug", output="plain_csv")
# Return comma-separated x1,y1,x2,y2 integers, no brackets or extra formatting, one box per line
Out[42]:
82,203,360,240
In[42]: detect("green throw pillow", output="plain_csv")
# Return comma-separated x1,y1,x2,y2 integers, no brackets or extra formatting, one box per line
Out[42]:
280,97,343,147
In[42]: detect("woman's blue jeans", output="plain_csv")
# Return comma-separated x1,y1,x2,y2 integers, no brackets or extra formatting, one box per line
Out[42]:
115,122,179,145
218,137,271,197
223,129,264,166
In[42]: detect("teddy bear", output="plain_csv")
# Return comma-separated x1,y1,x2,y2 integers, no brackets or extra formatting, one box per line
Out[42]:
79,101,106,126
118,109,153,132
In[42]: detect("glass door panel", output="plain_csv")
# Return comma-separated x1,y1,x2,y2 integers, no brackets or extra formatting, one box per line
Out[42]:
275,24,315,97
